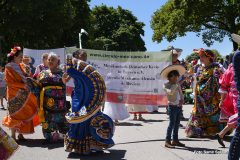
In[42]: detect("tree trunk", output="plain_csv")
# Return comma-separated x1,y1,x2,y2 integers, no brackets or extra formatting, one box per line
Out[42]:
233,41,239,51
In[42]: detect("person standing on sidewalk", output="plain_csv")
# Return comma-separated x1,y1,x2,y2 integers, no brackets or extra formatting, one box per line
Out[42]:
160,64,186,148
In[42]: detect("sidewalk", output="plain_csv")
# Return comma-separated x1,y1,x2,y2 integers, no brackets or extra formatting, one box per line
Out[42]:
0,99,230,160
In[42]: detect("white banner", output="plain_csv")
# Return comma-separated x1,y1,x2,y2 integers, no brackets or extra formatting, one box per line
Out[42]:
66,48,171,105
23,47,171,105
23,48,65,67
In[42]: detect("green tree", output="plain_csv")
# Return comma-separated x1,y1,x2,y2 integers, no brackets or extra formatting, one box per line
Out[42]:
0,0,91,57
185,52,199,63
211,49,222,59
151,0,240,50
90,5,146,51
185,49,222,62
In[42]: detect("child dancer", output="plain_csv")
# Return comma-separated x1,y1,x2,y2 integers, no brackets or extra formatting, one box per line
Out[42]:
160,65,186,148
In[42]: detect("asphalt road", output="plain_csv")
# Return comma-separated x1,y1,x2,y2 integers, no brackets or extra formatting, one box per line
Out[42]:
0,99,231,160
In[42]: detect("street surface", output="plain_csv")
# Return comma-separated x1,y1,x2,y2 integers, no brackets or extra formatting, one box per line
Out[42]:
0,99,231,160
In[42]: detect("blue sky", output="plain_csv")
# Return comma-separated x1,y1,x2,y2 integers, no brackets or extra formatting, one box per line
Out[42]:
90,0,233,59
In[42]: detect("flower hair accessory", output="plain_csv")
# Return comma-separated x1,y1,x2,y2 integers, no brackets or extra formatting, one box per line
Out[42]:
7,46,21,57
193,48,215,60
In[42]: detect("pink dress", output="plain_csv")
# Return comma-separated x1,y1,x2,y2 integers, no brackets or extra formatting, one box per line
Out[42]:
219,64,238,126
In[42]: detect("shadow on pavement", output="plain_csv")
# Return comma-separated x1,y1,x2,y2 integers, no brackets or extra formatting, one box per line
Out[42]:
116,138,210,145
142,119,165,123
180,118,189,121
67,149,126,160
150,111,166,115
180,146,225,154
115,122,143,126
17,139,64,149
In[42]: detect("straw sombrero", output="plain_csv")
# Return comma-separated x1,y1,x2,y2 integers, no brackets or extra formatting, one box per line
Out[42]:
231,33,240,45
160,65,186,80
162,46,183,57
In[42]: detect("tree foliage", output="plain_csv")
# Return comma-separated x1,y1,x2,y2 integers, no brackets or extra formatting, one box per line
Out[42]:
185,49,222,62
151,0,240,50
90,5,146,51
0,0,91,52
0,1,146,65
185,52,199,63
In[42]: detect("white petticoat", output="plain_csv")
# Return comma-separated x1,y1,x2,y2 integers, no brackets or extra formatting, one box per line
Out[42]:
103,102,130,120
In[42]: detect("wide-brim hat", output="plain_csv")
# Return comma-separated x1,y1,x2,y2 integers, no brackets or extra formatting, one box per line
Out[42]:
160,64,186,80
193,48,215,60
231,33,240,45
162,46,183,57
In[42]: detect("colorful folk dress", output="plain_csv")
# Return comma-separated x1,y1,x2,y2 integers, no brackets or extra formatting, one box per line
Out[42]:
64,59,114,155
185,63,224,137
0,127,18,160
2,62,38,133
37,70,69,141
33,64,48,78
219,64,238,127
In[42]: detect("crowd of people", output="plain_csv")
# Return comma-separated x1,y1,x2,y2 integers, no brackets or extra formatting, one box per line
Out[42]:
0,34,240,159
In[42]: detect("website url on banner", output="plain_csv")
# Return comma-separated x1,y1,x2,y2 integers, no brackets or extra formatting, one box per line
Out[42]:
89,53,149,59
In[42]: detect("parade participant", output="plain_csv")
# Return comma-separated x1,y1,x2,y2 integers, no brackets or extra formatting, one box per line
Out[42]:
104,102,130,123
127,104,147,121
33,53,48,78
22,55,33,76
36,52,69,143
0,127,18,160
185,48,224,138
223,55,230,69
0,66,6,110
170,47,182,65
2,46,39,141
104,92,130,123
64,49,88,110
163,46,186,120
72,49,87,62
64,53,114,155
228,33,240,160
216,54,238,148
160,64,186,148
103,72,129,123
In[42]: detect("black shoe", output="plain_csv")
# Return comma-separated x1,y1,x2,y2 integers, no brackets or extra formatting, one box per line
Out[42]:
216,134,225,148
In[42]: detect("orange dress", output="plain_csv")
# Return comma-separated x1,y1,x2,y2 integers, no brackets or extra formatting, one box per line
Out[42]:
2,62,38,134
